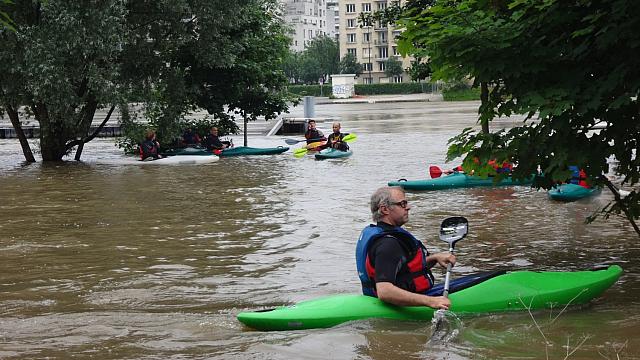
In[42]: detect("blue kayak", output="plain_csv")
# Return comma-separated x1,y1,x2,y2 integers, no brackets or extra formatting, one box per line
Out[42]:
315,148,353,159
388,172,533,191
548,183,602,202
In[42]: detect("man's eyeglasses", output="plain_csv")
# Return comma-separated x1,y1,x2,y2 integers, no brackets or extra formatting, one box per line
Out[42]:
389,200,409,209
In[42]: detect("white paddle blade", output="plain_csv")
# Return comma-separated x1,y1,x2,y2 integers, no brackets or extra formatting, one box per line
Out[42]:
439,216,468,247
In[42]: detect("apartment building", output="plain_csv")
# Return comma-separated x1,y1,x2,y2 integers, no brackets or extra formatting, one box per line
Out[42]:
284,0,334,52
338,0,411,84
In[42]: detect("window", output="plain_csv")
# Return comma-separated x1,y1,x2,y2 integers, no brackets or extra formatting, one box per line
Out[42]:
308,29,314,38
377,2,387,10
347,48,357,56
362,3,371,12
363,63,373,71
347,18,356,28
347,33,356,43
363,77,373,84
393,75,403,83
378,47,388,58
378,62,386,71
392,46,399,56
346,3,356,13
363,48,371,57
379,32,386,43
363,32,370,43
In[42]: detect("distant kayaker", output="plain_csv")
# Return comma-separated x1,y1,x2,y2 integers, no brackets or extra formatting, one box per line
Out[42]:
568,165,590,188
325,122,350,151
181,127,201,146
356,186,456,310
139,130,162,160
202,127,232,151
304,119,326,144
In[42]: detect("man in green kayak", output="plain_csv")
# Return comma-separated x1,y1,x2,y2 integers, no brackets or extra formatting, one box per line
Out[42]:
356,186,456,310
325,122,350,151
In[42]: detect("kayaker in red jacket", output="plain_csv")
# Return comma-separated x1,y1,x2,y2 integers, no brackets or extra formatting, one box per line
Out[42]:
139,130,162,160
356,186,456,309
304,120,326,144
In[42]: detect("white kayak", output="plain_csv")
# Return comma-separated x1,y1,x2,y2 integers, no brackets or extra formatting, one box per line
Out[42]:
104,155,220,165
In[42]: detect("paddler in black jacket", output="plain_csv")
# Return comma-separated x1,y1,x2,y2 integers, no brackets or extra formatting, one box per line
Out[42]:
356,186,455,309
325,122,349,151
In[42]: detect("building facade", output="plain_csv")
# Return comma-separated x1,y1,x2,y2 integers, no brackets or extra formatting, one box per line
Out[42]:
338,0,411,84
284,0,333,52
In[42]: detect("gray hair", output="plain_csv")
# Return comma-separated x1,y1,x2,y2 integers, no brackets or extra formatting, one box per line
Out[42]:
370,186,403,222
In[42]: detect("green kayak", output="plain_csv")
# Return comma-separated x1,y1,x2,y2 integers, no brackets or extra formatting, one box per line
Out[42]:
216,146,289,157
237,265,622,331
315,148,353,160
388,172,533,191
548,183,602,202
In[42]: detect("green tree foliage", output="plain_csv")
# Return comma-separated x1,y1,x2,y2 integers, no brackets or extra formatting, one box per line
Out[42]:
299,55,324,85
301,35,339,83
0,0,14,31
397,0,640,233
339,53,363,77
283,51,302,84
0,0,293,161
384,56,404,78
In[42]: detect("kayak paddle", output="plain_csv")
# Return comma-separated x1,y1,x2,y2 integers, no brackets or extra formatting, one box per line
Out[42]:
294,133,357,158
429,166,443,179
430,216,468,342
284,137,325,145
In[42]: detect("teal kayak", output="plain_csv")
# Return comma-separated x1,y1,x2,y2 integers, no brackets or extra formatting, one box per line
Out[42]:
161,147,213,156
548,183,602,202
237,265,622,331
315,148,353,159
217,146,289,157
388,172,533,191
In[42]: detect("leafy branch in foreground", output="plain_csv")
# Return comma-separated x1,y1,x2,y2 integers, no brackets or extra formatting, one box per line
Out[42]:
395,0,640,235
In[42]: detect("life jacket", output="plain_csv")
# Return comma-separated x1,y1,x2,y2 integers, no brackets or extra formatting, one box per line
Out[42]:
568,166,589,188
328,133,349,151
305,129,325,144
139,140,158,160
488,160,512,174
355,224,434,297
182,132,199,145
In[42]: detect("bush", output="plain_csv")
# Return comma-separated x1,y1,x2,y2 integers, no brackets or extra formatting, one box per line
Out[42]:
355,82,432,95
442,87,481,101
287,84,330,97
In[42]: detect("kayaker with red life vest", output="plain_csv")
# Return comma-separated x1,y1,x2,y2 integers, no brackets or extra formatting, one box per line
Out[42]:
181,127,201,147
305,120,326,144
325,122,350,151
355,186,456,310
139,130,162,160
568,166,589,188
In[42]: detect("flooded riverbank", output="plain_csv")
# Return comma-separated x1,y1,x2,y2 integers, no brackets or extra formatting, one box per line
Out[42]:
1,101,638,359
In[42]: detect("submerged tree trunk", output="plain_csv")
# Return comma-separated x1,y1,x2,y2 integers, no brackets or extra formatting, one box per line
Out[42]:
73,105,114,161
243,116,248,147
6,105,35,162
71,98,98,161
480,82,490,134
32,102,68,161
